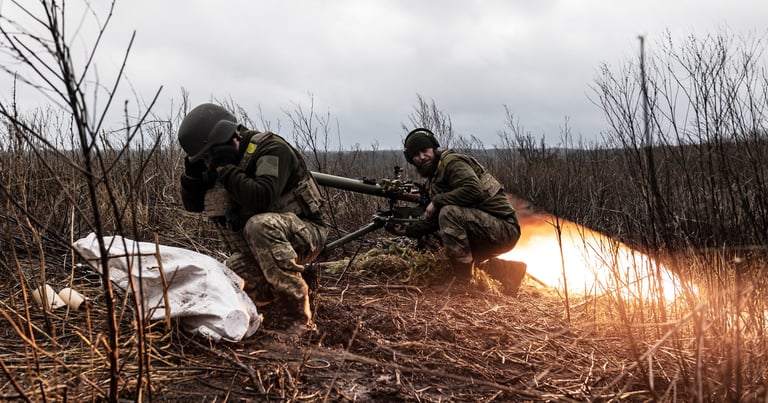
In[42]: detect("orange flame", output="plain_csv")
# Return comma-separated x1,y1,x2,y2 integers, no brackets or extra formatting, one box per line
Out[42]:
499,196,689,302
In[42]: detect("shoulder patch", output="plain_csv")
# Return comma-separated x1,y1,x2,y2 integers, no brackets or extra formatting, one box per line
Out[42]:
245,142,258,155
255,155,279,177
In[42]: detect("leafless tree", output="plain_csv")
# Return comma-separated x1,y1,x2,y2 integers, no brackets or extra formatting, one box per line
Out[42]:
0,1,163,400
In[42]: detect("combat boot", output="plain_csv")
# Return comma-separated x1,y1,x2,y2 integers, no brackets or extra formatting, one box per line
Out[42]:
431,259,473,292
276,293,315,337
226,252,274,306
479,258,527,296
451,260,474,283
281,272,316,332
302,262,320,312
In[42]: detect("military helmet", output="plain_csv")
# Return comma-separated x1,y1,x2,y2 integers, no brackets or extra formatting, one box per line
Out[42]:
178,103,239,162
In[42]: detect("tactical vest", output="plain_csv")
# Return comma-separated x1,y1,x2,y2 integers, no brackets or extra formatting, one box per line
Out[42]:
432,150,504,201
239,131,324,217
203,131,325,272
203,131,324,223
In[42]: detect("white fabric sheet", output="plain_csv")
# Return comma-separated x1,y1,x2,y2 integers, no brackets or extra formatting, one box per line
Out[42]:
73,233,261,342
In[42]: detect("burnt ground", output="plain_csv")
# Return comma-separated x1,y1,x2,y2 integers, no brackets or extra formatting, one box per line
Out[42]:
0,246,680,402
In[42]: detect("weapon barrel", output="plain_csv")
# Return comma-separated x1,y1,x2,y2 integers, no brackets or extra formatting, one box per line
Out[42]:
311,171,420,203
311,171,385,197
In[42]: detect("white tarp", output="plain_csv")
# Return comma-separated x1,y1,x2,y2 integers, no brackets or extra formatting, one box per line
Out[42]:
73,232,261,342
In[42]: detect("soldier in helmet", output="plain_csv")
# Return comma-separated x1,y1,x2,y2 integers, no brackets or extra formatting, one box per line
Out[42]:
178,103,328,333
401,128,526,295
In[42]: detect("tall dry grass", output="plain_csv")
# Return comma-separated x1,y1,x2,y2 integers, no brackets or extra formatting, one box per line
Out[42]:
0,2,766,400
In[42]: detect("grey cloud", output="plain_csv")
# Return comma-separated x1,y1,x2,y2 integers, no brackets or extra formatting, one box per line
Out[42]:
2,0,767,150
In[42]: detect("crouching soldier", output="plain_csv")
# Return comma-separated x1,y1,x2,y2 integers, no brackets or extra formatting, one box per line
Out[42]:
178,103,328,332
401,128,526,295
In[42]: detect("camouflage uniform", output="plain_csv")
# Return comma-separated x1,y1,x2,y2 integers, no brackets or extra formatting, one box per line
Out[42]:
181,129,328,325
406,150,520,277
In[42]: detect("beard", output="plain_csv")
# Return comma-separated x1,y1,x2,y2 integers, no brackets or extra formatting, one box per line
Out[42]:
414,156,437,178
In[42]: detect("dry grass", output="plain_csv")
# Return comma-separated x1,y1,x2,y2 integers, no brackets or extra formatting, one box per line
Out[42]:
0,241,766,401
1,122,767,400
0,14,766,399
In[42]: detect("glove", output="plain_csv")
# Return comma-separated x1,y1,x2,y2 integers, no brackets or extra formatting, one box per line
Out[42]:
404,220,439,239
384,222,408,237
184,156,207,179
210,142,239,170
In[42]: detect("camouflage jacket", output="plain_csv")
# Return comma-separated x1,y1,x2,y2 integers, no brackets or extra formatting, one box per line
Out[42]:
180,129,327,227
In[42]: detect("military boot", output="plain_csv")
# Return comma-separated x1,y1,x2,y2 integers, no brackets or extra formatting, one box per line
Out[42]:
450,260,474,283
479,258,527,296
293,279,312,324
301,262,320,313
281,271,316,331
279,290,316,336
226,252,275,306
430,259,473,292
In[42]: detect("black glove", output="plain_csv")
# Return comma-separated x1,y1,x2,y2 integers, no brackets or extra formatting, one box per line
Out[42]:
210,143,239,170
184,156,207,178
384,222,408,237
404,220,438,239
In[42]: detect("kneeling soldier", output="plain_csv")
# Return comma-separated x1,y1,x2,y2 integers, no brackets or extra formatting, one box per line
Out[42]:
178,103,328,332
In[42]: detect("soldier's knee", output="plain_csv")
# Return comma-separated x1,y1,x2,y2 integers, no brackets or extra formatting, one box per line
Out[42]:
243,213,282,243
439,205,461,217
438,205,461,224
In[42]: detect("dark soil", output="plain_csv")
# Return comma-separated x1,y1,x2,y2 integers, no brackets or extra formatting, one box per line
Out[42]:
143,272,646,402
0,254,671,402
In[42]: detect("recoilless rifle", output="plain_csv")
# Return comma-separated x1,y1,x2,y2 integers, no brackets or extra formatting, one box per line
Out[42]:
311,166,428,251
310,167,529,295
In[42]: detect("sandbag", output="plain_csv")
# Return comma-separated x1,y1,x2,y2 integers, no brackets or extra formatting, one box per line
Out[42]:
73,232,261,342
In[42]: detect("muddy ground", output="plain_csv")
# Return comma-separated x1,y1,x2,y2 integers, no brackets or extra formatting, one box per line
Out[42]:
0,248,672,402
146,268,655,402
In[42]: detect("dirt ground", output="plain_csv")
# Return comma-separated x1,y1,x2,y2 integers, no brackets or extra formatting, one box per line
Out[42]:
143,266,655,402
0,249,671,402
149,282,567,401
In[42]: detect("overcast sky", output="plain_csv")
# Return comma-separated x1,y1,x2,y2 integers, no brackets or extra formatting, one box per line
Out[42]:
2,1,767,150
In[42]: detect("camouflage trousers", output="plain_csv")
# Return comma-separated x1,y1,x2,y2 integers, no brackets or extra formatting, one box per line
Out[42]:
243,213,327,318
437,205,520,266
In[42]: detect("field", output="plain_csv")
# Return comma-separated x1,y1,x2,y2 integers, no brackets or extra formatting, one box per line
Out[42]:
5,232,764,402
1,135,767,401
1,3,768,401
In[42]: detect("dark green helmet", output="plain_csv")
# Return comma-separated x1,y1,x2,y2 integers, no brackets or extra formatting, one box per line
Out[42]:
178,103,238,162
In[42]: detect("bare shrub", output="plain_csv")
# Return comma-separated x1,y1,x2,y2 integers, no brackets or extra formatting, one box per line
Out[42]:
0,2,766,400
